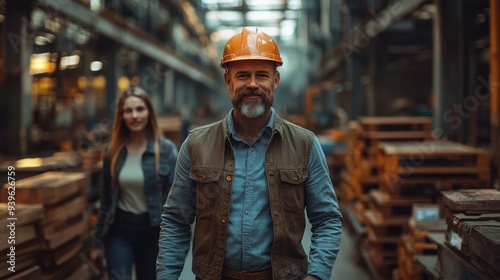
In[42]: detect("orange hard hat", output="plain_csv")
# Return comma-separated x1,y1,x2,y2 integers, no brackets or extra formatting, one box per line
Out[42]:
220,27,283,68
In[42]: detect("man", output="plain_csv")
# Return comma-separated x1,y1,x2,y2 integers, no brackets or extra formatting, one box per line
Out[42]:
157,27,342,280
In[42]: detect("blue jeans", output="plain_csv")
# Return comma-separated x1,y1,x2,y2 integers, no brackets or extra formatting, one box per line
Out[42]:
104,209,160,280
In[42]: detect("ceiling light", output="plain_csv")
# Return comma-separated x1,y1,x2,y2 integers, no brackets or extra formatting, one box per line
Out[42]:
90,61,103,71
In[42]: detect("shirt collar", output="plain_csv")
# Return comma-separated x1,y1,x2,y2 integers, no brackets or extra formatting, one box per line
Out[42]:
226,108,275,140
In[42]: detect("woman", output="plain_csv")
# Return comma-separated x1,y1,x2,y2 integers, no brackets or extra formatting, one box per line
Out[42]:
90,86,178,280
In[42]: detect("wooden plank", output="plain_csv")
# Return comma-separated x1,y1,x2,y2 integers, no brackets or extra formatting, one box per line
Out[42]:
0,240,40,278
442,189,500,211
379,141,489,156
362,131,432,139
0,223,37,251
469,223,500,255
0,203,44,226
359,116,433,125
40,253,82,280
41,215,89,250
369,190,432,218
0,172,87,206
469,238,500,279
40,237,82,267
42,196,87,225
4,265,42,280
365,210,408,242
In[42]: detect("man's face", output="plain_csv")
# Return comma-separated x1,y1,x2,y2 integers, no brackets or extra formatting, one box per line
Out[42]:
224,60,280,118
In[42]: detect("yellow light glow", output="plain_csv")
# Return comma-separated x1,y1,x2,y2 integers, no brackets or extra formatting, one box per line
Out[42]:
15,158,43,168
117,76,130,91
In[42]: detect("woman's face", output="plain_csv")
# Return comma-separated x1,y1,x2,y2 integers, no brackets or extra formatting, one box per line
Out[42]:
122,96,149,133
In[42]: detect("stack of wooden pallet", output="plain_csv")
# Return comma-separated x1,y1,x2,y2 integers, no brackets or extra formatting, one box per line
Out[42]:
377,141,490,197
340,117,433,203
0,204,44,279
438,189,500,279
339,117,435,279
372,141,491,280
0,171,98,279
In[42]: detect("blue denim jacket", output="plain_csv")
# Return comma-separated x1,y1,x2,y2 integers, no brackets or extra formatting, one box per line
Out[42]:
92,137,178,248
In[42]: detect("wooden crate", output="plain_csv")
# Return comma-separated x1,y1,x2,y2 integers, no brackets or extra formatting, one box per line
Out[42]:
468,223,500,279
447,218,500,259
0,172,87,206
441,189,500,216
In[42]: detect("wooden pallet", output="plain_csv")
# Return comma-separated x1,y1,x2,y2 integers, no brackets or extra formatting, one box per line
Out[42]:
339,170,378,201
378,141,491,197
358,117,433,138
468,224,500,279
368,190,432,218
365,210,408,242
361,238,399,280
441,189,500,214
347,117,433,171
397,234,427,280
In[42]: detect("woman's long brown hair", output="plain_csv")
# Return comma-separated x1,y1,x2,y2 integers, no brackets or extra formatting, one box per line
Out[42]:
107,86,161,177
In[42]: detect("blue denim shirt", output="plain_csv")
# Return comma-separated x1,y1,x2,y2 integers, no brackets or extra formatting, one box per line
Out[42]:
224,109,274,271
158,109,342,280
92,137,178,248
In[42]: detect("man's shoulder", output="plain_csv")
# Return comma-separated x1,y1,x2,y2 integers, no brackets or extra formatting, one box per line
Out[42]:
189,119,224,134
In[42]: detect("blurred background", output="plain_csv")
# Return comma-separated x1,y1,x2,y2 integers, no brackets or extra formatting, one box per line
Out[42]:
0,1,499,280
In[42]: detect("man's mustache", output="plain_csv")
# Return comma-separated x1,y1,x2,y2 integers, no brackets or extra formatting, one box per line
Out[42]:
239,89,266,97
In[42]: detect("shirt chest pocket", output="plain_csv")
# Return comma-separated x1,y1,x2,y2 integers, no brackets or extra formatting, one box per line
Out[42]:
279,169,307,212
189,169,221,210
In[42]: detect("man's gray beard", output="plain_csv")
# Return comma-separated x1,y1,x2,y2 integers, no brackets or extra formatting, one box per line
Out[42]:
240,103,266,118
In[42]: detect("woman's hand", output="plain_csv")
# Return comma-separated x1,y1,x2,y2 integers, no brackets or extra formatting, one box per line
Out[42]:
90,247,105,269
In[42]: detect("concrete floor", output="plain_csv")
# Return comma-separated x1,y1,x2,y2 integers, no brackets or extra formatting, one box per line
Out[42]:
178,220,372,280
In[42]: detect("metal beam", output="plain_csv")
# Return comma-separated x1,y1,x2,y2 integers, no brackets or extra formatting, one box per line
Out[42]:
491,0,500,179
35,0,220,90
321,0,427,78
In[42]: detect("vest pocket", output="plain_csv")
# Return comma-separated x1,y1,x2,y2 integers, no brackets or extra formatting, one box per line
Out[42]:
279,169,307,212
190,169,221,210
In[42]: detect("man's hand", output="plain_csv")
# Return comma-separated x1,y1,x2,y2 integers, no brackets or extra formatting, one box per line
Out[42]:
304,275,321,280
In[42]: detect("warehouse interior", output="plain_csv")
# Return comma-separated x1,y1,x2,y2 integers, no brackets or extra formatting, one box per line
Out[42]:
0,0,499,279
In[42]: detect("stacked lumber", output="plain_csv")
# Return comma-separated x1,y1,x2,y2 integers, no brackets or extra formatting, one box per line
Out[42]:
440,189,500,279
0,171,97,279
0,204,44,279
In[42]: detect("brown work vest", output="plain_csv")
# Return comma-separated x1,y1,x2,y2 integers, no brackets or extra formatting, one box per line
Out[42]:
187,113,314,280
